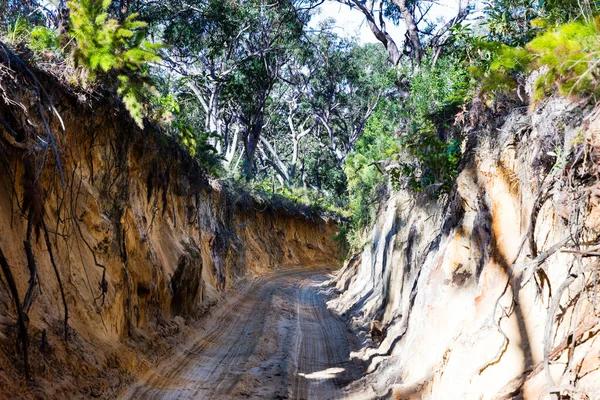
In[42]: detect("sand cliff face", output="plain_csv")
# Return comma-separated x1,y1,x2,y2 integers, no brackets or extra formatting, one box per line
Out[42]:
331,99,600,399
0,61,339,398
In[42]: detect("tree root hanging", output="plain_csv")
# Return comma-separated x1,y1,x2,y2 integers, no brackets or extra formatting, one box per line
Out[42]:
43,219,69,343
0,247,30,380
73,215,108,308
23,211,38,314
544,273,579,388
478,277,513,375
529,182,555,260
526,318,600,380
0,40,66,187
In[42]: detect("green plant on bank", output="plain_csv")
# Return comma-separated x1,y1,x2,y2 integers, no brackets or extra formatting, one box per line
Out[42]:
389,119,461,195
28,26,60,52
3,15,29,42
483,0,598,47
399,55,472,123
388,55,467,195
67,0,162,127
475,16,600,102
0,16,59,52
341,55,469,250
152,94,223,175
471,41,533,94
529,17,600,100
344,99,399,247
331,224,350,262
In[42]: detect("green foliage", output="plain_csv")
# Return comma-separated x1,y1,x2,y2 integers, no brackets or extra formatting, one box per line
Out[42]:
378,54,467,203
151,94,223,175
1,15,60,53
476,16,600,101
344,99,400,247
246,179,347,216
28,26,59,52
3,14,29,42
331,225,350,262
471,42,533,94
67,0,162,127
482,0,597,46
389,120,461,195
399,55,471,123
484,0,541,46
540,0,599,24
528,18,600,99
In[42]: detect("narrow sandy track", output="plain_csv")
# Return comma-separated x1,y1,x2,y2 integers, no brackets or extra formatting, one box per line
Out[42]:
121,268,363,400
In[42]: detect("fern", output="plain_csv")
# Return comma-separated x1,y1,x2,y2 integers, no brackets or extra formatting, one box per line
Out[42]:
67,0,162,127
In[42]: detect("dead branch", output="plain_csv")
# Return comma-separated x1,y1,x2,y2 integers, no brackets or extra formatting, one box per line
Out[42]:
520,236,572,289
561,247,600,257
528,318,600,379
0,247,30,380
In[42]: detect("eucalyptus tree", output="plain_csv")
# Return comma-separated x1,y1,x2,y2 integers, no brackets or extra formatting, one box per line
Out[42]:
330,0,472,65
140,0,323,178
256,27,397,194
308,33,396,166
257,41,317,186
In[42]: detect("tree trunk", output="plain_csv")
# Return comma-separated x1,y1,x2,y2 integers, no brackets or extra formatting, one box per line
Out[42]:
208,87,223,154
348,0,403,65
242,116,263,179
391,0,423,63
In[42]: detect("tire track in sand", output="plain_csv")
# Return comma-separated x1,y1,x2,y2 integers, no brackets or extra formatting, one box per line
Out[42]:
121,269,362,400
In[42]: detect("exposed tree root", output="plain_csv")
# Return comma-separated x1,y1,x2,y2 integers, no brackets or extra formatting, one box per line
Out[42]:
544,273,578,388
529,180,556,259
0,40,65,186
23,211,38,314
74,214,108,308
0,247,30,380
478,277,512,375
43,219,69,343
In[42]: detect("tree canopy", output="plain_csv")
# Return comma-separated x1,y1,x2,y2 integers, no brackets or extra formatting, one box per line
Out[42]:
2,0,599,244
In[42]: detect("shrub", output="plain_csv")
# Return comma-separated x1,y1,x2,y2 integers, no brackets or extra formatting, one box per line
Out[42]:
528,17,600,100
2,15,30,43
471,41,533,95
484,0,541,46
67,0,162,127
389,119,461,195
28,26,59,52
399,55,471,123
344,99,400,247
383,54,467,200
151,94,223,175
476,16,600,102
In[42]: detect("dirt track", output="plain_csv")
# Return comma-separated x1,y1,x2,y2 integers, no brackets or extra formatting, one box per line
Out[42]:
122,269,363,400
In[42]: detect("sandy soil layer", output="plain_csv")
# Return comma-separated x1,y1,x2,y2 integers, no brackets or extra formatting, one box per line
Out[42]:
121,268,363,400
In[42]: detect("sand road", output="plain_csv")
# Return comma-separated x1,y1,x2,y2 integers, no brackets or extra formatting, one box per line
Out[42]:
122,269,363,400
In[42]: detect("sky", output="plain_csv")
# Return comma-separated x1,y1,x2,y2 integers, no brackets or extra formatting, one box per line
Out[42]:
309,0,466,44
